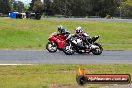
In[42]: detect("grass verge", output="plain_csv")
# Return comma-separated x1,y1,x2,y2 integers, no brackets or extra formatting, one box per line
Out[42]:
0,64,131,88
0,17,132,50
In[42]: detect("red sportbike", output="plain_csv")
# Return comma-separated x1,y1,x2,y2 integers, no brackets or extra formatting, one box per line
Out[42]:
46,32,67,52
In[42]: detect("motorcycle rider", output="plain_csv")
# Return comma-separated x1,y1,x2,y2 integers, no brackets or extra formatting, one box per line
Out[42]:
74,26,91,48
57,25,70,38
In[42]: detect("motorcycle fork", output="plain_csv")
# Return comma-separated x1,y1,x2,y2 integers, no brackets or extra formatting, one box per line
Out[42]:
50,41,55,44
50,41,57,47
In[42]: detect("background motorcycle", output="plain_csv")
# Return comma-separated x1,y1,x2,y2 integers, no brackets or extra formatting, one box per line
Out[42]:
63,34,103,55
46,32,66,52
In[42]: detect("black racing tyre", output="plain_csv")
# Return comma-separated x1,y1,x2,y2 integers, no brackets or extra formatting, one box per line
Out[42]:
63,43,75,55
76,51,84,54
91,43,103,55
76,75,87,85
46,42,57,52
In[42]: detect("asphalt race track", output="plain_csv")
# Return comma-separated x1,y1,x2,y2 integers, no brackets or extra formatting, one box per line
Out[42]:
0,50,132,64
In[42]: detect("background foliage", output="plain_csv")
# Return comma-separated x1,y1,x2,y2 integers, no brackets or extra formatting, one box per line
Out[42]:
0,0,132,18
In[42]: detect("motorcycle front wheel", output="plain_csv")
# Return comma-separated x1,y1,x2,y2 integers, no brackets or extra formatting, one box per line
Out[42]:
91,43,103,55
63,43,75,55
46,42,57,52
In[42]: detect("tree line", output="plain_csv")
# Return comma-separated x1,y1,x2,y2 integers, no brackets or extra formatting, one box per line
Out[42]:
43,0,132,18
0,0,132,18
0,0,25,14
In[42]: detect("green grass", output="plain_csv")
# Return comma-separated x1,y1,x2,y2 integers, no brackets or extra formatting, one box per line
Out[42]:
0,17,132,50
0,64,131,88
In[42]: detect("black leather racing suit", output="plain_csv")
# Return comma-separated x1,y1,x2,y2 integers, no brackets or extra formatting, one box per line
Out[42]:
74,32,90,48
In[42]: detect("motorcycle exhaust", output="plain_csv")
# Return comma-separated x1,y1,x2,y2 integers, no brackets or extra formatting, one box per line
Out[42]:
90,45,99,49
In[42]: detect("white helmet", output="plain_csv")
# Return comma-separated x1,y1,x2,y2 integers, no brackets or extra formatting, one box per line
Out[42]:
76,26,83,34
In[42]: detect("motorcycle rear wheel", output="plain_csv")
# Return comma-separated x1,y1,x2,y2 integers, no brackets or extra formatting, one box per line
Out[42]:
91,43,103,55
46,42,57,52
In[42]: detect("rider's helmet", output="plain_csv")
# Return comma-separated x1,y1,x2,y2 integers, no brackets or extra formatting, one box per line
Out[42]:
58,25,64,33
75,26,83,34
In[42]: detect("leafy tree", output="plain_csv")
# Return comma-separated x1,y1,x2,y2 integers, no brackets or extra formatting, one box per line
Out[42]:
53,0,72,17
44,0,54,16
71,0,85,16
29,0,35,11
13,1,24,12
95,0,120,17
120,0,132,18
33,0,44,13
39,0,132,18
29,0,44,20
29,0,43,13
0,0,11,14
52,0,121,17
